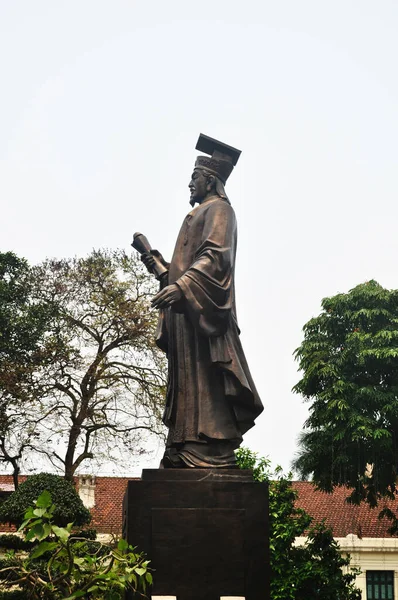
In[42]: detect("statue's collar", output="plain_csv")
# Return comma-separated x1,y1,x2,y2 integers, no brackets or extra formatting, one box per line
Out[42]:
188,195,220,217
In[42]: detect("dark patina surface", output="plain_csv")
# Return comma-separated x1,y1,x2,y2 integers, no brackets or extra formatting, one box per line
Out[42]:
123,469,270,600
133,134,263,468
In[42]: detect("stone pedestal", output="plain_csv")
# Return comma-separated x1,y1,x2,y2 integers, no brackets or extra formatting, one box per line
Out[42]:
123,469,270,600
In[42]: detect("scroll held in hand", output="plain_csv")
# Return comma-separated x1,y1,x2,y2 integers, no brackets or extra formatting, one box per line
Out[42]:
132,232,168,281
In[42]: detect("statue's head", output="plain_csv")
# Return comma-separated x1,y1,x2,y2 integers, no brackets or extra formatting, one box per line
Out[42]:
189,134,241,207
188,169,227,206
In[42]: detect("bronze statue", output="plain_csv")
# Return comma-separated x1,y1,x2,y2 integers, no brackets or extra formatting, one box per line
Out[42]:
134,134,263,468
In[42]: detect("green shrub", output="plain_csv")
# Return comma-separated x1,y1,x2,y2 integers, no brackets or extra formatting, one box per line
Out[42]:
0,533,34,550
0,491,152,599
0,591,26,599
0,556,21,584
0,474,91,527
74,527,97,540
236,448,361,600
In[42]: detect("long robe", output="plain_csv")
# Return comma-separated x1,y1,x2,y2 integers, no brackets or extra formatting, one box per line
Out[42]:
156,195,263,467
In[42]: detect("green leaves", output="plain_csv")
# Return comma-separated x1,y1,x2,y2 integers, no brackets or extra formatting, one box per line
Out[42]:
117,538,128,552
0,473,91,528
0,251,54,362
294,280,398,508
235,447,271,482
51,525,70,543
36,489,52,508
33,507,48,517
30,540,58,559
236,448,361,600
0,490,152,599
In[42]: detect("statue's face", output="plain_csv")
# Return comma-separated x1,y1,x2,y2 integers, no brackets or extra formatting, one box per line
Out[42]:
188,169,207,203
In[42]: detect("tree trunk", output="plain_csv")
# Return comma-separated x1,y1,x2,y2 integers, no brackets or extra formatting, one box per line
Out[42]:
64,424,81,481
11,460,20,490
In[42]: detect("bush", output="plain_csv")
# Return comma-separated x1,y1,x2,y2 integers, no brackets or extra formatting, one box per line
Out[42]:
235,448,361,600
74,527,97,540
0,556,21,584
0,473,91,527
0,592,26,600
0,533,34,550
0,491,152,599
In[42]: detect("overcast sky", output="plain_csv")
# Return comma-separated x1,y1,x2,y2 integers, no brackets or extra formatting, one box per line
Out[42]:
1,1,398,475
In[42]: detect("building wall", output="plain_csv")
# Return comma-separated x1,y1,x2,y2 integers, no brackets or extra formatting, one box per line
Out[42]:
88,476,130,533
296,533,398,598
340,535,398,599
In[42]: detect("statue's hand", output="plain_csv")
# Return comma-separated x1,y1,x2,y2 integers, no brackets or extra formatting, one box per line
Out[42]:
151,250,168,267
140,250,168,274
151,284,182,309
141,252,155,273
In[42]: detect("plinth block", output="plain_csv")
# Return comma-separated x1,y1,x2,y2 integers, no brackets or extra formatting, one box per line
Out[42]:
123,469,269,600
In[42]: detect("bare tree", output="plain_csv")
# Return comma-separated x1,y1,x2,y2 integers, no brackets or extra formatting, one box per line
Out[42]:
8,249,166,480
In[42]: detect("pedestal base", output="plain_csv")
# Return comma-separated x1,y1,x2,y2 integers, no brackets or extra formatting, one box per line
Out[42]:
123,469,270,600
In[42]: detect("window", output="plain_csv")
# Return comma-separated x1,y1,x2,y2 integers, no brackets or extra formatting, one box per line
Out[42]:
367,571,394,600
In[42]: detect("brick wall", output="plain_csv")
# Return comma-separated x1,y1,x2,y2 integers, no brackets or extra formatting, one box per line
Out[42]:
89,477,131,533
0,474,134,534
0,475,26,486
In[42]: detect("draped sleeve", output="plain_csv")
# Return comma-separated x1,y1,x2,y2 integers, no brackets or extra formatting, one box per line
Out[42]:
175,200,236,337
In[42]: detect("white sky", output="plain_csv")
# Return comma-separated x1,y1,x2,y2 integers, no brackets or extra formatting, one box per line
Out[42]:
1,0,398,475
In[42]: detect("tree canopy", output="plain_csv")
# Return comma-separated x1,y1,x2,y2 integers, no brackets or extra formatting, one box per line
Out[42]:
0,252,56,487
236,448,360,600
0,252,52,361
0,249,166,481
293,280,398,511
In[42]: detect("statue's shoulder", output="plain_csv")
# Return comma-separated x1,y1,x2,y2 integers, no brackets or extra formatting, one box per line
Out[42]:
203,197,235,217
206,199,236,228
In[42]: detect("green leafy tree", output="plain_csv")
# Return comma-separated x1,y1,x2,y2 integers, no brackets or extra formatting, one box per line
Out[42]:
236,448,361,600
0,473,91,527
0,252,52,361
0,491,151,599
0,252,56,488
293,280,398,515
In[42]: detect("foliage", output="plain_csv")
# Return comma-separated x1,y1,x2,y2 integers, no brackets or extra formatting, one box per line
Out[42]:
0,252,53,362
0,590,26,599
0,491,152,599
236,448,361,600
74,528,98,541
293,523,361,600
0,249,166,480
0,533,34,551
293,280,398,513
0,474,91,527
0,252,56,487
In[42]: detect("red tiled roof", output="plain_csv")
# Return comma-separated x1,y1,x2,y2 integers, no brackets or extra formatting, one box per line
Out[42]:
0,475,396,538
293,481,398,538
